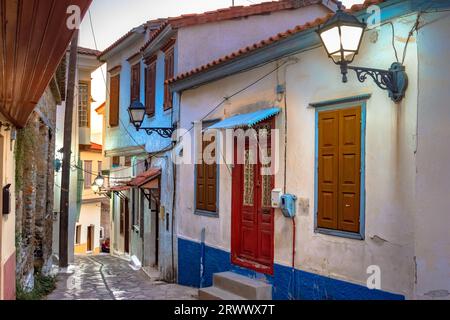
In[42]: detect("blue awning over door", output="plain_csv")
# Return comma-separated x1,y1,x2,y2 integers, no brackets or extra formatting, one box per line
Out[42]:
207,107,281,130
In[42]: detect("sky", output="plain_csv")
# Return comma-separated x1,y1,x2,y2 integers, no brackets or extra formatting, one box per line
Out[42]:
79,0,365,143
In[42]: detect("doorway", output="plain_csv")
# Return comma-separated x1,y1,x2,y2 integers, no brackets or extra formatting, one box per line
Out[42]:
231,119,275,275
87,225,94,252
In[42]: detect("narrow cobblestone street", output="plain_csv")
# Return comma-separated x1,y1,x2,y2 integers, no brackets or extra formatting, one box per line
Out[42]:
47,255,198,300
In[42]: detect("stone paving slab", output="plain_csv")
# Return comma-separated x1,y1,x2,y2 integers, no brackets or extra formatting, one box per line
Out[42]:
46,254,198,300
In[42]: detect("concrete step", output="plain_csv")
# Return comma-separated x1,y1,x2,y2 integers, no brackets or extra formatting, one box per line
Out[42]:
199,286,246,300
213,272,272,300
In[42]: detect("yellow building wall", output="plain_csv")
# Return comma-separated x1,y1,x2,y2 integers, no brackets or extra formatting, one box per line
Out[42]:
0,116,16,300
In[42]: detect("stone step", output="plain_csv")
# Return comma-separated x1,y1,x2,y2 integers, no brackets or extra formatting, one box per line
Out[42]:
213,272,272,300
199,286,246,300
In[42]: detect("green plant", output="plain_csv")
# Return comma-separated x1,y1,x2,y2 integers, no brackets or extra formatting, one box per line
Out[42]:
16,272,57,300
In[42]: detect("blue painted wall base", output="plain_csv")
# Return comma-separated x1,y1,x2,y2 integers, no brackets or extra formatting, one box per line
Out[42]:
178,238,404,300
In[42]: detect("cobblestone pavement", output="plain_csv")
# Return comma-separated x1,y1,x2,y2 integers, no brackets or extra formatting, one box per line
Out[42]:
46,254,198,300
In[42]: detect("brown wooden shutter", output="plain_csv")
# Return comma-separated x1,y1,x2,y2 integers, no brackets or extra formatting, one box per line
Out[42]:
338,107,361,233
196,136,217,212
84,160,93,189
317,107,361,233
130,63,140,103
164,47,174,110
196,163,206,210
318,110,339,230
145,61,156,116
109,74,120,127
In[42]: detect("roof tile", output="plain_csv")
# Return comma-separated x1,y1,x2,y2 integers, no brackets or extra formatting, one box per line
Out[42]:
167,0,386,85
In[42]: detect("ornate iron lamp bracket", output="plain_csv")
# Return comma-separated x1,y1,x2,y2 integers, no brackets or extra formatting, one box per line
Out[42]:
347,62,408,103
139,126,176,139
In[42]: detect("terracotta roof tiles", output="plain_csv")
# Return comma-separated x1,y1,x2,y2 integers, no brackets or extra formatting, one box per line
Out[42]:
141,0,323,52
167,0,386,85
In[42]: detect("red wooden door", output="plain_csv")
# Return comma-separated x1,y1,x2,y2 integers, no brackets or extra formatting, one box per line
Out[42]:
231,120,274,274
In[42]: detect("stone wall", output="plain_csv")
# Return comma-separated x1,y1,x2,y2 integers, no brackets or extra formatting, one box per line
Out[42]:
15,87,57,291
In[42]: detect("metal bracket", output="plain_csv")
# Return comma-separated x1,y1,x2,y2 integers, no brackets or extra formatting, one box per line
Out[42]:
347,62,408,103
139,126,176,138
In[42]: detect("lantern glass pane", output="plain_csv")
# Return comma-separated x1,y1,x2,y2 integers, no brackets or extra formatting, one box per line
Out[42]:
331,53,342,63
340,26,363,52
130,108,145,124
320,26,341,56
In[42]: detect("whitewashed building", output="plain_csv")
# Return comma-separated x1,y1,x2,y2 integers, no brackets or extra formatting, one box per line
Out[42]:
169,0,450,300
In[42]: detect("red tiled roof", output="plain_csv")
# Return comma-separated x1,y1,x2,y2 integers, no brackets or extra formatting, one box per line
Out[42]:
167,0,386,85
128,168,161,187
77,46,101,56
90,142,102,151
95,101,106,114
108,185,131,192
98,19,166,59
141,0,323,52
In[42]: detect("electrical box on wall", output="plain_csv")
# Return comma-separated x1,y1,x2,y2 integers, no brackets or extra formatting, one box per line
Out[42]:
271,188,283,208
281,194,297,218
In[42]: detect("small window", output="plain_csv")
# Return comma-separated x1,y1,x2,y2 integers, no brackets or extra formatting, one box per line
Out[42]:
99,227,105,240
84,160,92,189
75,225,81,244
78,82,90,128
112,156,120,168
125,156,132,167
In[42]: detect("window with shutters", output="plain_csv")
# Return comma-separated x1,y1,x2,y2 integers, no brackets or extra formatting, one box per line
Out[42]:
316,105,365,239
84,160,92,189
195,127,218,216
109,74,120,127
145,58,156,117
75,225,81,244
124,156,132,167
163,46,174,110
130,63,140,103
78,82,90,128
112,156,120,168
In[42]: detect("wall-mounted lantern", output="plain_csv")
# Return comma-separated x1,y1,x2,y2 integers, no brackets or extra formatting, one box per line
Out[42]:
91,173,105,194
317,1,408,103
128,100,176,139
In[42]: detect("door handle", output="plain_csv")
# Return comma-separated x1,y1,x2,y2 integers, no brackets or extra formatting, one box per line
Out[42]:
345,204,351,207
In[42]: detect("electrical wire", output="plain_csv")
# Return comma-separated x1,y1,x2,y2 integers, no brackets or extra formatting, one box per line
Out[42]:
387,22,400,63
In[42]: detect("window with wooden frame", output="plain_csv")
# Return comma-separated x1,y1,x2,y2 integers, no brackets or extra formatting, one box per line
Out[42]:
75,225,81,244
78,81,90,128
316,105,364,238
109,74,120,127
84,160,92,189
145,57,157,117
163,43,175,110
130,62,140,103
124,156,132,167
195,123,218,216
112,156,120,167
